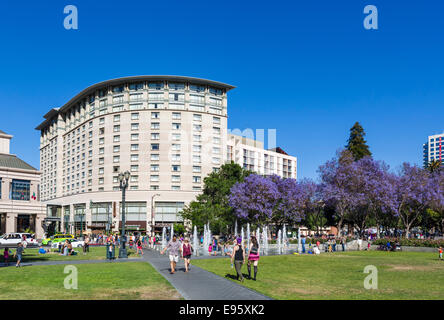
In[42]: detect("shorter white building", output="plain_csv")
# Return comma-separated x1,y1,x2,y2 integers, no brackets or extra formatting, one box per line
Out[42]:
0,130,45,238
423,133,444,168
227,134,297,179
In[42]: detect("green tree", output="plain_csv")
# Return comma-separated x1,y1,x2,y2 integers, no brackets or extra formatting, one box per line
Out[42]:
345,122,372,161
427,159,442,173
180,162,251,234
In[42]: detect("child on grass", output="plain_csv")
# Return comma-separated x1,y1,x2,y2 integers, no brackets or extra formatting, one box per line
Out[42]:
439,247,443,260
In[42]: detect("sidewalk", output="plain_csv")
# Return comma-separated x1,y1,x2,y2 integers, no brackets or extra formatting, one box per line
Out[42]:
142,249,272,300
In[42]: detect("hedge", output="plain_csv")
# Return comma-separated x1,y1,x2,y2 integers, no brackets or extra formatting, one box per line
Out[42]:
372,237,444,248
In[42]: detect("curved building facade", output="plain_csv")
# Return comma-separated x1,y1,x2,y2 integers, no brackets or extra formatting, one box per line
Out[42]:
36,76,234,235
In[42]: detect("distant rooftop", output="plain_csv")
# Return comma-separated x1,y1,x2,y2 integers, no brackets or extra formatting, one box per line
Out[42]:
0,153,37,171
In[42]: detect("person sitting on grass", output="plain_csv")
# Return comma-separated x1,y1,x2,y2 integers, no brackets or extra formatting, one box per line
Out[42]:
38,246,47,254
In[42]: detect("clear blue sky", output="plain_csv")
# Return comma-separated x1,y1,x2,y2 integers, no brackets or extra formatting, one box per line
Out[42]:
0,0,443,180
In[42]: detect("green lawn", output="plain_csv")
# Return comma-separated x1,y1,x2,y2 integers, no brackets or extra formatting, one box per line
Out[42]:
192,251,444,300
1,246,141,263
0,262,181,300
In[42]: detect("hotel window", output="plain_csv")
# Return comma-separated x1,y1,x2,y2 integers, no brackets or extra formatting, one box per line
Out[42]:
212,157,220,164
169,82,185,91
151,143,159,151
130,103,143,110
88,170,92,177
151,164,159,172
88,179,92,186
113,156,120,163
171,175,181,183
113,115,120,122
172,186,180,191
89,121,93,128
10,180,30,201
113,86,124,93
149,103,163,109
151,185,159,190
99,147,104,155
149,93,163,101
113,95,124,104
99,128,105,135
99,178,104,185
192,166,201,173
150,175,159,182
130,175,138,183
99,158,104,165
213,117,221,125
193,124,202,132
172,144,180,151
131,154,139,162
151,154,159,161
193,186,201,191
88,160,92,167
193,145,201,153
151,133,160,140
172,133,181,141
130,185,138,190
131,134,139,141
113,135,120,142
193,176,201,183
113,105,123,112
172,112,181,120
172,165,181,172
88,150,93,157
193,155,201,163
209,87,223,96
131,144,139,151
193,114,202,121
99,137,104,145
190,84,205,93
151,112,160,119
129,83,144,91
131,165,139,172
193,135,201,142
113,176,119,183
99,167,104,175
169,93,184,102
209,97,222,106
213,137,220,144
99,89,107,97
171,154,181,162
114,145,120,153
113,125,120,132
131,112,140,120
172,123,181,130
131,123,139,131
99,117,105,125
213,127,221,135
151,122,160,130
213,147,220,154
190,95,204,104
190,105,204,112
148,82,164,90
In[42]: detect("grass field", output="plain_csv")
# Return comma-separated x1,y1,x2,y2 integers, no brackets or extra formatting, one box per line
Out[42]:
0,262,181,300
0,246,140,264
192,251,444,300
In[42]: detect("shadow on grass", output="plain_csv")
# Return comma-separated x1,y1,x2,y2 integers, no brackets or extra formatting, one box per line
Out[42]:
225,273,250,281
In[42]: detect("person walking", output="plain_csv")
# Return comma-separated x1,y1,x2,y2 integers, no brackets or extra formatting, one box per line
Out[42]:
231,237,246,282
136,237,143,256
14,243,24,267
341,237,346,251
181,237,193,272
212,237,218,256
161,234,182,274
3,247,11,266
247,236,260,281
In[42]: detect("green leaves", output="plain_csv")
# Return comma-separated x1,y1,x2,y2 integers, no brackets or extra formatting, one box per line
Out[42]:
346,122,372,161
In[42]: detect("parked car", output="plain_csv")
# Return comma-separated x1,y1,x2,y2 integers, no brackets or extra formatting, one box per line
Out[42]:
0,233,37,246
41,234,74,246
51,238,85,249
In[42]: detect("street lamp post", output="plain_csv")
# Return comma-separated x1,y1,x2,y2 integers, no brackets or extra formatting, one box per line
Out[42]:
151,193,161,237
118,171,130,259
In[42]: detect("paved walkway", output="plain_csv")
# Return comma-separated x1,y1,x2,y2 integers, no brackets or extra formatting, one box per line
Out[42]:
141,249,271,300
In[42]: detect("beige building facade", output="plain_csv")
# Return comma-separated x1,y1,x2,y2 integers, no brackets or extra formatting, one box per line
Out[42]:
36,76,297,236
0,130,45,238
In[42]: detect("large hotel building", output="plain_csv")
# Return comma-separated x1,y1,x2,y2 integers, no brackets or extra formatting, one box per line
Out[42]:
36,76,297,236
423,133,444,168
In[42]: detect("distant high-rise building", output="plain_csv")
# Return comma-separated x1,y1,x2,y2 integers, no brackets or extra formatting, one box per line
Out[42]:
423,133,444,168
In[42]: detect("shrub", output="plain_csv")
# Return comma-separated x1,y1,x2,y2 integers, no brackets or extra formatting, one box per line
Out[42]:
372,237,444,248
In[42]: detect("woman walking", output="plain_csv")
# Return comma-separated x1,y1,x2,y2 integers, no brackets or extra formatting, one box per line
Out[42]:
231,237,245,282
136,237,144,256
247,236,260,280
181,237,193,272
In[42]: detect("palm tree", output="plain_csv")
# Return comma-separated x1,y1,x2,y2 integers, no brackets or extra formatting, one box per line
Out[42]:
427,159,442,173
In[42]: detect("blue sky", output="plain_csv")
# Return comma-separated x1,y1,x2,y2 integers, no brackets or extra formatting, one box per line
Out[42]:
0,0,443,180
